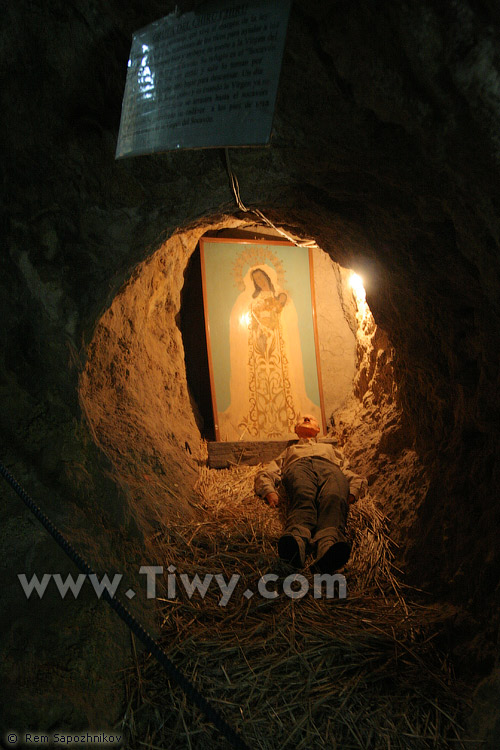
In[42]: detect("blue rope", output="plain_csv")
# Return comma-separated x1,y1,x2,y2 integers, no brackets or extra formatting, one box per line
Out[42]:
0,460,250,750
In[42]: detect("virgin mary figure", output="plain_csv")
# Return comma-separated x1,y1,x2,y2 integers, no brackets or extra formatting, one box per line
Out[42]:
217,263,321,441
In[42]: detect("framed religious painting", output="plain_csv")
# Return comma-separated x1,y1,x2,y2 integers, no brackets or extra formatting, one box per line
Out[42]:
199,237,326,441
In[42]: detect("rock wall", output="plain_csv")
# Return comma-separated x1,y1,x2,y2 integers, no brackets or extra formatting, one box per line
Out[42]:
1,0,499,743
312,249,357,419
79,229,203,529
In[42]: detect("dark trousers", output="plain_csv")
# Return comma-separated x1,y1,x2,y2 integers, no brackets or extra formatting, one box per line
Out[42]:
282,457,350,546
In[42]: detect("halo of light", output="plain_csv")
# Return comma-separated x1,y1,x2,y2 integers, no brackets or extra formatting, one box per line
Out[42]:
349,273,366,303
239,312,251,327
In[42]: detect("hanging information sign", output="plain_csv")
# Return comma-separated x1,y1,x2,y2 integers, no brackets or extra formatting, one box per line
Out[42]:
116,0,291,157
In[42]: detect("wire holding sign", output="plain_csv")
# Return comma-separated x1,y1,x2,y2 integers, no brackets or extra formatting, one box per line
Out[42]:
116,0,292,157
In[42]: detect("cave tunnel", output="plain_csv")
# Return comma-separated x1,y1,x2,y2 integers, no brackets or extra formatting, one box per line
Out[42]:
1,1,500,748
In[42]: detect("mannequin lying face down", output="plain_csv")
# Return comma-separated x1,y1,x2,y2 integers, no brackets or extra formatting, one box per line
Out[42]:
254,415,367,572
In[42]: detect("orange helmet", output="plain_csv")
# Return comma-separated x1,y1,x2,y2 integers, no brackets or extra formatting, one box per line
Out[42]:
295,414,320,438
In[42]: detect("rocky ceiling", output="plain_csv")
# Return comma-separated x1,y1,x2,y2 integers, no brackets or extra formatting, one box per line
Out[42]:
1,0,499,744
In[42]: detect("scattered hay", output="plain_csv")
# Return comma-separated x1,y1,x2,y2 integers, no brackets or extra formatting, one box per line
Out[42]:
118,446,476,749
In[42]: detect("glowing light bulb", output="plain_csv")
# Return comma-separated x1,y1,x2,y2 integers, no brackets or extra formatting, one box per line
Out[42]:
349,273,366,303
239,312,250,327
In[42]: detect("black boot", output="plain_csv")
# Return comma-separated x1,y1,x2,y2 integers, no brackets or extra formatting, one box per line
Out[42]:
277,534,306,568
315,538,351,574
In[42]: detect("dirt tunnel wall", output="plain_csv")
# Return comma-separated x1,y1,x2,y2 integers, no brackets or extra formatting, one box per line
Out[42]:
1,0,500,743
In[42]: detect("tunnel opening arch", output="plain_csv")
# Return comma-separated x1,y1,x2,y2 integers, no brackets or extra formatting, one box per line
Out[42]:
74,202,500,738
79,210,406,544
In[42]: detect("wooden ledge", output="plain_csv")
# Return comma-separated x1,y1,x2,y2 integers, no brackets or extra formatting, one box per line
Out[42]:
207,437,338,469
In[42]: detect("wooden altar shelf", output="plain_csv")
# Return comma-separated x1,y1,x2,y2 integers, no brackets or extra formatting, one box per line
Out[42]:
207,437,338,469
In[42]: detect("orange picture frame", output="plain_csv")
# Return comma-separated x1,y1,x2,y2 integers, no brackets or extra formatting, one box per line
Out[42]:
200,237,326,441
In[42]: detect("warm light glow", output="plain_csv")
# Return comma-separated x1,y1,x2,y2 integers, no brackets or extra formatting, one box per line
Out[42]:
349,273,366,303
239,312,251,327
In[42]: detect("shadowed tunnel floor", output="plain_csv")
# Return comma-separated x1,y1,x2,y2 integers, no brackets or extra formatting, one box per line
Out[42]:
120,453,473,750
